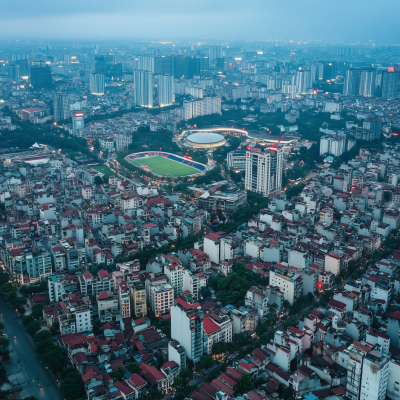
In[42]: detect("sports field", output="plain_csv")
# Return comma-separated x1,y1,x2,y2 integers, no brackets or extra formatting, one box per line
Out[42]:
129,156,200,177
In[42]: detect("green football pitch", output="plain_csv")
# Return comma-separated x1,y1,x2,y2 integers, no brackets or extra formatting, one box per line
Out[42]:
129,156,200,177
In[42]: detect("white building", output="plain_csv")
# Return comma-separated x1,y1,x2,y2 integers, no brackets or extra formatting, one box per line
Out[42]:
245,144,284,196
171,298,204,362
325,253,344,275
296,70,312,93
320,135,346,157
158,74,175,107
360,352,389,400
203,314,233,355
269,265,303,304
146,276,174,316
90,73,105,96
72,112,84,135
134,70,153,107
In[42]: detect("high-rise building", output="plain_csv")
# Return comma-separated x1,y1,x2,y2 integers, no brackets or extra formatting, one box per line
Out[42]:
343,68,361,96
138,56,155,73
208,46,223,66
155,56,174,75
94,55,111,74
171,298,204,362
17,59,29,78
158,74,175,107
53,93,70,122
363,117,382,140
359,68,376,97
296,69,311,93
346,341,389,400
90,73,105,96
133,70,153,107
245,144,284,196
322,61,338,80
30,62,52,89
72,112,85,135
174,56,200,79
7,64,20,81
381,69,399,100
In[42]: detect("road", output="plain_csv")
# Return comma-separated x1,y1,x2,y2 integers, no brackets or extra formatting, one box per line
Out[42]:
0,296,62,400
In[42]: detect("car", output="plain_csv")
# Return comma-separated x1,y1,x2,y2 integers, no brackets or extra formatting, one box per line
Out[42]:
39,384,43,390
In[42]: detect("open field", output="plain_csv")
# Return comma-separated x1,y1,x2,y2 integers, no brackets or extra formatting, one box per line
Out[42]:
129,156,200,177
90,164,114,179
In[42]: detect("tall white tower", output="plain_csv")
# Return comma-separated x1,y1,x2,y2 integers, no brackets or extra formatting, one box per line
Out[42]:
158,74,175,107
245,144,284,196
133,70,153,107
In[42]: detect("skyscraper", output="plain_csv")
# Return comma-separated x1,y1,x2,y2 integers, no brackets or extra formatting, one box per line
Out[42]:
363,117,382,140
53,93,70,122
381,69,399,100
72,112,85,135
138,56,155,73
208,46,223,66
296,69,311,93
30,62,52,89
174,56,200,79
155,56,174,75
90,74,105,96
359,68,376,97
343,68,361,96
158,74,174,107
94,55,113,74
133,70,153,107
322,61,338,80
245,144,284,196
7,64,20,81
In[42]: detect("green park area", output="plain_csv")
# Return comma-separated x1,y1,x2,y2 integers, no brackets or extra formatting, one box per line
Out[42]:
129,156,200,177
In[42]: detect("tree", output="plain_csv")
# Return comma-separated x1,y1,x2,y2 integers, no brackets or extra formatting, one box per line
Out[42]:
334,275,342,286
127,361,141,374
22,315,34,327
265,313,278,329
234,373,253,394
42,349,65,373
147,388,164,400
50,321,59,336
25,320,41,336
0,322,4,330
173,369,193,390
200,286,212,299
233,333,247,347
109,367,126,381
199,355,214,370
1,282,15,294
212,341,228,356
94,175,104,185
0,337,10,349
60,370,86,400
31,304,43,320
33,330,52,343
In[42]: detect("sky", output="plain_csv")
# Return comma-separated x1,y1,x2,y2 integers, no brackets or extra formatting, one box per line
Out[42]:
0,0,399,44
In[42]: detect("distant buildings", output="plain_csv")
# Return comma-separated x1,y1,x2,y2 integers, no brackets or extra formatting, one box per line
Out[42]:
72,112,85,135
30,61,52,89
89,73,105,96
54,93,70,122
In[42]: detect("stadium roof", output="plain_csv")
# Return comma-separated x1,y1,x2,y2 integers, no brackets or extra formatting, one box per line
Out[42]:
187,132,225,144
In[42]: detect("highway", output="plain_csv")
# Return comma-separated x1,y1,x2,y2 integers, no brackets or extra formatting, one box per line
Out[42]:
0,295,62,400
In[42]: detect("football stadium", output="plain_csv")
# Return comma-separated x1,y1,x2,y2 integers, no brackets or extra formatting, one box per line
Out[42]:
125,151,207,177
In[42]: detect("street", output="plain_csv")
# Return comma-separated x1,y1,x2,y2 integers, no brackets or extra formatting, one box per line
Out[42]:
0,295,62,400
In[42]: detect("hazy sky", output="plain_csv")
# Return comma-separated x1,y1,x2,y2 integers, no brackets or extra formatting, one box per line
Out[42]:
1,0,399,44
